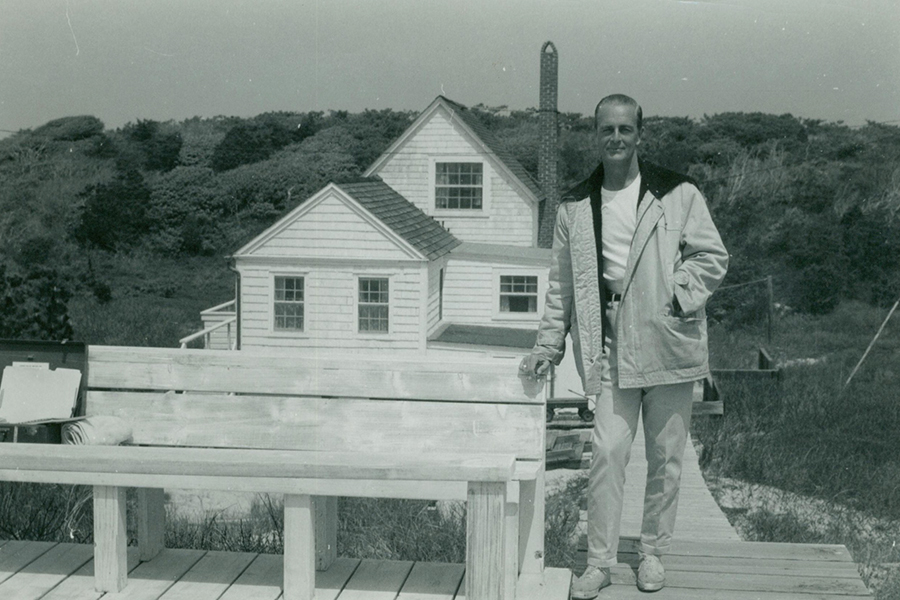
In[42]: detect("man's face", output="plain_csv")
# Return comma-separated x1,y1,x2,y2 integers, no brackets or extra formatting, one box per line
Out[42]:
596,103,642,166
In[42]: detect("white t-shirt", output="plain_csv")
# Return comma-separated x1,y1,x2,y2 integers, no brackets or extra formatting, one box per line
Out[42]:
600,174,641,294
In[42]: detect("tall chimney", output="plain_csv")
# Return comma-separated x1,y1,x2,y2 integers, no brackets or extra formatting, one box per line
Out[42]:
537,41,559,249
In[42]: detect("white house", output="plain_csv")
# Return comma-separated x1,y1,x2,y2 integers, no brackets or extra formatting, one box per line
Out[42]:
192,43,584,396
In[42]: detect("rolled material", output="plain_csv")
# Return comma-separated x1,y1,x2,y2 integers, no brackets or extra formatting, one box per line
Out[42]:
62,416,133,446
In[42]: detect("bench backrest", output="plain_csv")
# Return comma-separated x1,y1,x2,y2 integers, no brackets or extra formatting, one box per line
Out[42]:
85,346,547,463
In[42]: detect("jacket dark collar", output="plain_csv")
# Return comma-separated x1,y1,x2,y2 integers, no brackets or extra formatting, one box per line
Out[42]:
562,158,695,204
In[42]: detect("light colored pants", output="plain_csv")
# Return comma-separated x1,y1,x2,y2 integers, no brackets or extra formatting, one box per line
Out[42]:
586,301,696,568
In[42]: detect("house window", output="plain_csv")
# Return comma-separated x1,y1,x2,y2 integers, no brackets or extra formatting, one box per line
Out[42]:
500,275,538,313
274,276,304,331
435,162,483,210
358,277,389,332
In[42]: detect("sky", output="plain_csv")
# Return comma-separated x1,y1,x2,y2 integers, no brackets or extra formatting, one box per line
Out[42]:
1,0,898,135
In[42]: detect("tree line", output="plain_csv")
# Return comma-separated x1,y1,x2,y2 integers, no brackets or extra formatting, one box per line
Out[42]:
1,105,898,340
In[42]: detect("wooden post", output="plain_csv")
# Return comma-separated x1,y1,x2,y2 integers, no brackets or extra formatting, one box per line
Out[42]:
504,482,519,600
314,495,337,571
284,494,315,600
137,488,166,561
467,481,507,600
518,468,545,575
93,485,128,592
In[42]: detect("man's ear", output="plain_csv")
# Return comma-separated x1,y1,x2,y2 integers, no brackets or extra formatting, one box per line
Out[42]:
636,127,645,146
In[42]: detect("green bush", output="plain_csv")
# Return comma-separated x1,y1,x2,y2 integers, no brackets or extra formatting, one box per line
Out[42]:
33,116,105,142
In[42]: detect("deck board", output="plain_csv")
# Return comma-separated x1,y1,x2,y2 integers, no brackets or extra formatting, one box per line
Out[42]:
396,562,464,599
0,535,869,599
157,550,256,600
0,543,92,600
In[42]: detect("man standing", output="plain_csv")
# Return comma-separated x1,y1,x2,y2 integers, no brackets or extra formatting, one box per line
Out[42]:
521,94,728,597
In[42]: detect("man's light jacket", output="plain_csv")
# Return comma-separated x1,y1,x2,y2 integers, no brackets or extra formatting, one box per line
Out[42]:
533,160,729,392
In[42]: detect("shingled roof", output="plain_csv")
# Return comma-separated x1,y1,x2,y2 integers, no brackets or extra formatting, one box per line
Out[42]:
438,96,545,203
336,177,461,260
428,323,537,350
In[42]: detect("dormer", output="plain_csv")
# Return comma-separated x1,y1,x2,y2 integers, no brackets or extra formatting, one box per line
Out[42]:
365,96,544,247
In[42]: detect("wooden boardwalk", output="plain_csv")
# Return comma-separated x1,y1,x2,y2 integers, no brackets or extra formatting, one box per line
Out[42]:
550,412,871,598
0,539,573,600
0,410,870,599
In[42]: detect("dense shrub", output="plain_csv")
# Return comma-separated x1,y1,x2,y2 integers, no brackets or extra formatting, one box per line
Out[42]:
33,115,105,141
74,168,152,250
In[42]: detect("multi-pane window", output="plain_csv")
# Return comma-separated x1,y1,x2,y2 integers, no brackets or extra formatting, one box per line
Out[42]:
500,275,538,313
358,277,389,333
274,276,304,331
435,162,483,209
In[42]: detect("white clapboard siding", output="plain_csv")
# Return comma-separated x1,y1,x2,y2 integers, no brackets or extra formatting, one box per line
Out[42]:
442,258,545,328
238,264,425,351
375,109,535,246
243,192,415,261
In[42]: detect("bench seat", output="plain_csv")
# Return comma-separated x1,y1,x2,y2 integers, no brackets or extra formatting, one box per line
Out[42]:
0,346,551,600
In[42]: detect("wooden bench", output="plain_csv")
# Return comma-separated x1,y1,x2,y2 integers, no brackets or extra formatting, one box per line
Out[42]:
0,345,551,600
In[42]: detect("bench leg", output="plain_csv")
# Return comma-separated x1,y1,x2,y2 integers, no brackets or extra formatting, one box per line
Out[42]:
93,485,127,592
505,481,519,600
314,496,337,571
137,488,166,561
518,468,545,575
467,481,507,600
284,494,315,600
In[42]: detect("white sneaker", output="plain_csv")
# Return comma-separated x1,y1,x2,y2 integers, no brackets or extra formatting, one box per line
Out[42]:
571,565,611,599
637,552,665,592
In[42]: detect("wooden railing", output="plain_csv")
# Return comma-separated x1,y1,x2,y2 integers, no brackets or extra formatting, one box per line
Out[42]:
178,316,236,349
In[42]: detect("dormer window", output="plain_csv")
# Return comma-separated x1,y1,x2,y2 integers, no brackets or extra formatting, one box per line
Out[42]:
435,162,483,210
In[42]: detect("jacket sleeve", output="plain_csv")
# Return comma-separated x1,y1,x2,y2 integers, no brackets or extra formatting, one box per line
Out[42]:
533,203,575,365
672,185,729,314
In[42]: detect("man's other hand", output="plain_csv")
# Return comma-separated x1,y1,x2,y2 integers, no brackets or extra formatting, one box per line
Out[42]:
519,354,551,378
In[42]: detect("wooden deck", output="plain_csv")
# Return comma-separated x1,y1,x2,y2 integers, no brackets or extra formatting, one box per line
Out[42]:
0,410,871,599
0,540,573,600
553,414,872,598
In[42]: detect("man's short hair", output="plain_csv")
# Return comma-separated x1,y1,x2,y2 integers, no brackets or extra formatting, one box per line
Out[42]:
594,94,643,130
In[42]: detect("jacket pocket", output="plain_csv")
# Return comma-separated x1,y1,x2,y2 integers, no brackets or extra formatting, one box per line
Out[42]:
647,314,706,371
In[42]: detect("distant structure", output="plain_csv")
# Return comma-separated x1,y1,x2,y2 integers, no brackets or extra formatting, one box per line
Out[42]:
537,41,559,249
191,40,583,396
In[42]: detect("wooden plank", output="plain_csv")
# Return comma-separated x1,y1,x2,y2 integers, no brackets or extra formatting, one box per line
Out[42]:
40,547,142,600
86,392,544,461
0,445,516,483
607,563,871,596
101,548,205,600
711,368,781,381
617,537,855,562
517,471,545,576
217,554,282,600
504,484,518,600
314,557,360,600
93,485,127,592
0,543,92,599
466,482,506,600
0,469,473,500
86,346,545,404
157,551,256,600
0,540,56,585
284,495,315,600
396,562,464,600
337,559,413,600
583,585,868,599
616,551,863,578
137,488,166,561
315,496,337,571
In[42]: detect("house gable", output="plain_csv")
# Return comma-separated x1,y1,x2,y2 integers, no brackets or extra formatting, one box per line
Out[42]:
364,97,542,246
232,184,427,263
